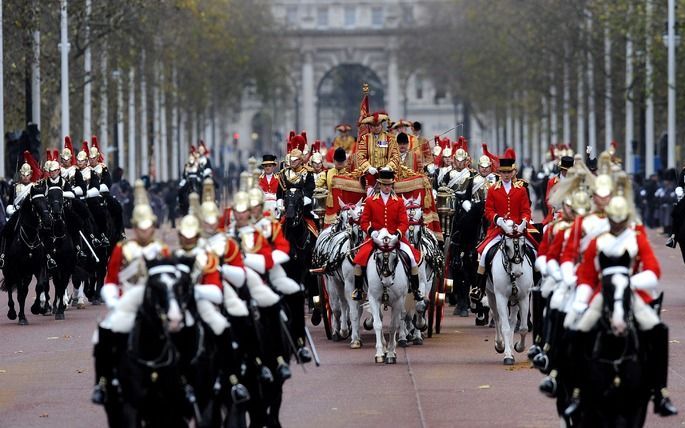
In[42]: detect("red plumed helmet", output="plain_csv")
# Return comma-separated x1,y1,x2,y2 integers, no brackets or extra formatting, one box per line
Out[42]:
482,143,499,166
91,135,104,162
548,144,556,161
503,147,516,161
64,136,73,151
300,131,307,144
23,150,43,182
81,141,89,154
52,149,59,162
46,149,52,162
290,135,306,152
312,140,321,153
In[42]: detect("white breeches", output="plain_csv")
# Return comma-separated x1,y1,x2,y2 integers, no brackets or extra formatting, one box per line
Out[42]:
269,264,301,295
196,299,229,335
245,267,280,307
398,242,418,269
574,293,660,332
223,283,249,317
478,236,502,269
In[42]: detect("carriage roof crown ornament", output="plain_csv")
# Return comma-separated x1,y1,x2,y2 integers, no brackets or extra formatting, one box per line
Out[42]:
131,179,157,230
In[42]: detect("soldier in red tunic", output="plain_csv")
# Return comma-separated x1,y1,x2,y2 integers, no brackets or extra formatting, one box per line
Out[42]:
470,154,537,309
562,195,678,417
543,156,574,225
351,169,423,301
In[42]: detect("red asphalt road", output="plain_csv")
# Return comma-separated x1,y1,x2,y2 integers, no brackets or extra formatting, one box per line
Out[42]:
1,227,685,427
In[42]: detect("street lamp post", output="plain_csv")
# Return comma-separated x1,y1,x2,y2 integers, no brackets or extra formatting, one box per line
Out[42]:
663,0,680,169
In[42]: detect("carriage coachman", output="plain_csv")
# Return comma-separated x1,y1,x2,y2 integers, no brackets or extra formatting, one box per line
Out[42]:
351,169,423,302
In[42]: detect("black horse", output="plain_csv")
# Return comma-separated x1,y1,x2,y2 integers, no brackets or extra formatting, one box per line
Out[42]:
448,198,485,316
171,256,249,428
1,183,52,324
85,193,123,305
178,173,202,216
38,185,76,320
103,258,188,427
568,251,649,427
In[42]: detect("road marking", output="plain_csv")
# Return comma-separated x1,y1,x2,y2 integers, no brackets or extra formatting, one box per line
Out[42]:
403,347,427,428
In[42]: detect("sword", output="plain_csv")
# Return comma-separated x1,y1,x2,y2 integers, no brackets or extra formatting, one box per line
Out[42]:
304,326,320,367
79,230,100,263
436,123,465,138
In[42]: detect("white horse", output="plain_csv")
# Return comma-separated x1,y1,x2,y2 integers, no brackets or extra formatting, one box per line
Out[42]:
485,230,534,365
366,229,409,364
311,198,366,345
399,195,442,346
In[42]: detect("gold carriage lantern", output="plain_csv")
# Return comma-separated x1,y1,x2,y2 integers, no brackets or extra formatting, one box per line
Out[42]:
436,187,456,238
312,189,328,230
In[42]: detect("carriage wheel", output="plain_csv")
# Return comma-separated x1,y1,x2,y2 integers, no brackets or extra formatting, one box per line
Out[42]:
317,276,333,340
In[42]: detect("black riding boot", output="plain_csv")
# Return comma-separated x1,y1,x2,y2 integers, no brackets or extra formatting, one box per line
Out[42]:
528,287,545,360
410,271,423,301
92,327,118,405
645,324,678,416
217,329,250,404
259,304,291,381
283,292,311,363
562,330,592,421
469,272,486,307
352,267,365,301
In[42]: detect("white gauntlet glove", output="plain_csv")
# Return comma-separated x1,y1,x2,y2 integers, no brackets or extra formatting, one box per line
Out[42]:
516,220,527,234
461,200,472,212
367,166,378,175
496,217,514,235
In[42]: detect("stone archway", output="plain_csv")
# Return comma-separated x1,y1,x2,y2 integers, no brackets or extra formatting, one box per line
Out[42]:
316,64,385,142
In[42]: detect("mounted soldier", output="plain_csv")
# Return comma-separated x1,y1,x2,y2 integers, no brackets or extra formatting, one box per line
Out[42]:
351,169,423,302
277,134,316,227
88,137,112,193
471,150,537,324
92,179,175,405
0,151,43,268
197,140,213,176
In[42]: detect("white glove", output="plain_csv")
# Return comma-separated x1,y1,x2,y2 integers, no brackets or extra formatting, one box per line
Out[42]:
534,256,547,275
99,184,109,193
461,200,472,212
179,179,187,187
101,284,120,309
560,261,576,287
677,187,684,200
367,166,378,175
496,217,513,235
86,187,100,198
63,191,75,199
427,164,436,175
6,205,15,216
371,230,379,239
303,196,312,206
630,270,658,290
516,220,527,233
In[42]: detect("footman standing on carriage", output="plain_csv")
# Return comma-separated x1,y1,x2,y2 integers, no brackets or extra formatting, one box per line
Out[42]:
471,150,537,325
258,154,279,211
91,179,175,405
563,192,678,419
351,169,423,302
353,112,400,195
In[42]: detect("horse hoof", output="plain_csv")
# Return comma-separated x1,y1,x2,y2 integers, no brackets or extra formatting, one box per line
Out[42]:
55,313,65,321
363,318,373,331
413,337,424,346
30,303,41,315
90,298,101,306
514,341,525,353
332,332,340,342
503,357,515,366
398,339,408,348
495,341,505,354
385,356,397,364
350,340,362,349
340,329,350,340
527,345,542,361
41,305,52,316
18,318,28,326
7,309,16,320
375,355,385,364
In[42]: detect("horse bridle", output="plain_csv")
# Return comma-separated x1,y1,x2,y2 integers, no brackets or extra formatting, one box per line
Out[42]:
498,233,525,300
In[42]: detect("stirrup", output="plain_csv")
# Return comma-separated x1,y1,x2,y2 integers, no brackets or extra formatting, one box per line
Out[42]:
47,257,57,270
0,255,5,269
654,389,678,416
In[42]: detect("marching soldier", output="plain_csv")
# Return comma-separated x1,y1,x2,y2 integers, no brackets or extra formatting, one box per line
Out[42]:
352,112,400,193
92,179,175,405
351,169,423,302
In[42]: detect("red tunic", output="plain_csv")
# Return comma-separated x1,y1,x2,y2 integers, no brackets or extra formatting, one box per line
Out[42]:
576,228,658,304
104,241,171,292
477,179,536,253
352,192,421,266
543,176,559,225
258,174,279,195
